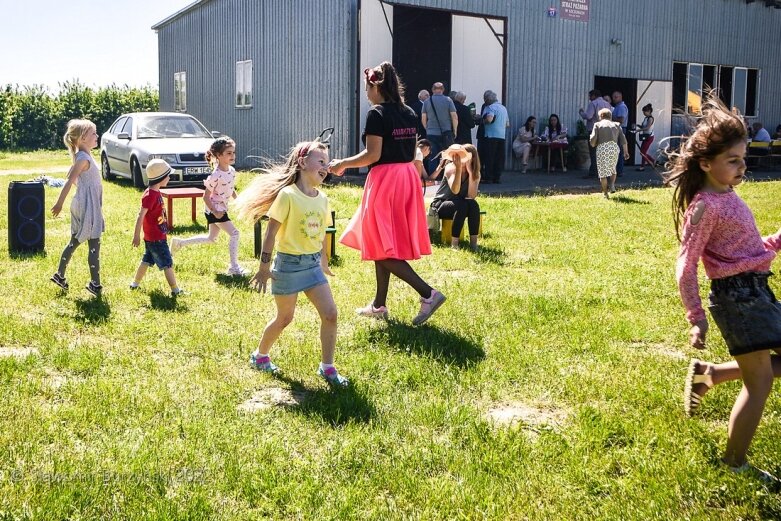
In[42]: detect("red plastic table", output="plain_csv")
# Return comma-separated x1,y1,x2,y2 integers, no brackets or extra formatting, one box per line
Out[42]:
532,141,568,173
159,187,205,229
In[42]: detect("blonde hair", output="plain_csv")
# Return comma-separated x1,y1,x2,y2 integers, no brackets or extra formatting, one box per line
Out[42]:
63,119,96,162
234,141,328,223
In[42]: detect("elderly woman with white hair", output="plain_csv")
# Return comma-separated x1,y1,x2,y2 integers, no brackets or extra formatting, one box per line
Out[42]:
480,90,509,184
590,107,629,198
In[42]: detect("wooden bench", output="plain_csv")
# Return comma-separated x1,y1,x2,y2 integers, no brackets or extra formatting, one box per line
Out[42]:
253,212,337,262
440,210,486,243
747,141,771,168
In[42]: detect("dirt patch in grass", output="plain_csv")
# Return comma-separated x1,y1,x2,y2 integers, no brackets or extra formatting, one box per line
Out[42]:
0,346,39,359
238,387,307,413
627,341,687,360
486,401,568,434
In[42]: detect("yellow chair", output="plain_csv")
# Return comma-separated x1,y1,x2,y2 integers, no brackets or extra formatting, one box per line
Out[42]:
747,141,771,168
440,211,486,243
770,140,781,165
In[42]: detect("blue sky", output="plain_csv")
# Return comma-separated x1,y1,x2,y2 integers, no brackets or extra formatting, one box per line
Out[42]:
0,0,194,91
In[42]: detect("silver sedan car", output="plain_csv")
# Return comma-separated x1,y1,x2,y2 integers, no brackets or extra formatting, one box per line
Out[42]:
100,112,219,188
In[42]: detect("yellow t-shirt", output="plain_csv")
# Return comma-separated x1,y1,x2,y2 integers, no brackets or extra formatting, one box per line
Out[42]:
267,184,330,255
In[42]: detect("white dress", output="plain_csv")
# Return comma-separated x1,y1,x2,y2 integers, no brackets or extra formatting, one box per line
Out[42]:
70,150,105,241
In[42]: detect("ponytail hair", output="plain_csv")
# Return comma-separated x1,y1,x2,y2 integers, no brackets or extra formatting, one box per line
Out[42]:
206,136,236,166
63,119,96,162
365,61,406,106
233,141,328,223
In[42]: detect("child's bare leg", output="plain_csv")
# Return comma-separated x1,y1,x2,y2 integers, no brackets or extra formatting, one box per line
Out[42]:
256,294,298,356
692,354,781,398
133,262,150,284
163,267,179,290
304,283,338,365
722,350,775,467
177,223,220,247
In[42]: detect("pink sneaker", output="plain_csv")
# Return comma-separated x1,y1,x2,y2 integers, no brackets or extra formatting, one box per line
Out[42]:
356,303,389,320
412,289,446,325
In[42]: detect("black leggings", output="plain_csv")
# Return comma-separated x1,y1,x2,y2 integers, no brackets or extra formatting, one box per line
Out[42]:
436,199,480,237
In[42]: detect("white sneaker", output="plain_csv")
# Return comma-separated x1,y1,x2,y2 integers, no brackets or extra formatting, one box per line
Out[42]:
170,238,182,255
227,265,250,277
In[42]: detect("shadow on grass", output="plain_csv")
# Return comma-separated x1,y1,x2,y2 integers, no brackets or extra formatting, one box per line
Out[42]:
149,289,188,312
271,373,375,426
368,320,485,368
8,250,47,260
328,255,344,268
214,273,253,291
611,195,650,205
169,222,208,234
74,296,111,324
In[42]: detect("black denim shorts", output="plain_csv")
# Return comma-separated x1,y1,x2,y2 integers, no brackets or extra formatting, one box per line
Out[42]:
708,271,781,356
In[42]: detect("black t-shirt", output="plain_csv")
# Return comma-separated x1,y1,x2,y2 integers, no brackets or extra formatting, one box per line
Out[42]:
362,103,417,169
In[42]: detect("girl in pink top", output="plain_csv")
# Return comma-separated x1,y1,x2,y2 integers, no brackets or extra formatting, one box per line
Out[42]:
670,98,781,483
171,137,249,276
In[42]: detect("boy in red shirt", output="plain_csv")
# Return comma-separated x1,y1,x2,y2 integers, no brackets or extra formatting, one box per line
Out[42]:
130,159,184,297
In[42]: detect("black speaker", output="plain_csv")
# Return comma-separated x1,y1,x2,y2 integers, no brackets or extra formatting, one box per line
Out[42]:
8,181,45,254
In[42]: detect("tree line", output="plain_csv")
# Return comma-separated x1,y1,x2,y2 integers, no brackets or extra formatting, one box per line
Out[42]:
0,81,158,150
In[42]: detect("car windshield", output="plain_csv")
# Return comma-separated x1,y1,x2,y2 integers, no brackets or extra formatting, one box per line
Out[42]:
136,116,212,139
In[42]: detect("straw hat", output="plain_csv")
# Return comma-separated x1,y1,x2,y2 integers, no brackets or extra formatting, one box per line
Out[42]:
440,144,471,163
146,159,172,185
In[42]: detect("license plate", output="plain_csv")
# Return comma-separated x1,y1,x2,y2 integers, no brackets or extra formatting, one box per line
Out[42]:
185,167,211,174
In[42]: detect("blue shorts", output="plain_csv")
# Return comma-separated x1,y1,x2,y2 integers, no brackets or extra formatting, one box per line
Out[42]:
271,252,327,295
708,271,781,356
142,240,173,270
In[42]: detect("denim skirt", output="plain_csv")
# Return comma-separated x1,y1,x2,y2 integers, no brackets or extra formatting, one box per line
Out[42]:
271,252,328,295
708,271,781,356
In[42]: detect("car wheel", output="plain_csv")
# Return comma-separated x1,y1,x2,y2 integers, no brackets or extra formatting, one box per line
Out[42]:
131,158,146,189
101,153,115,181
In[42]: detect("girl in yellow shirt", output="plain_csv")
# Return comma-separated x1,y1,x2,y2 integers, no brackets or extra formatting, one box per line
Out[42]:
234,141,347,387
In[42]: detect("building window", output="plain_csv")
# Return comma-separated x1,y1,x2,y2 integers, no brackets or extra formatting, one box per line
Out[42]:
236,60,253,108
675,62,759,118
174,71,187,112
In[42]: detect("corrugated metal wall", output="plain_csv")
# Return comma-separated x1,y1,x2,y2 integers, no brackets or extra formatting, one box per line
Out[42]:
157,0,358,166
157,0,781,163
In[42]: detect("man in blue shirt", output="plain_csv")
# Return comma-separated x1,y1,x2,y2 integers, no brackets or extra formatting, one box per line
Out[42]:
612,91,629,176
481,90,509,184
422,82,458,175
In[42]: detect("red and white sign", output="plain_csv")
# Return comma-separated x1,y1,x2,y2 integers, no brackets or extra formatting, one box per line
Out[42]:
560,0,589,22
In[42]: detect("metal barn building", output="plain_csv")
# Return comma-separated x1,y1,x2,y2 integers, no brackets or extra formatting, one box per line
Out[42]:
153,0,781,168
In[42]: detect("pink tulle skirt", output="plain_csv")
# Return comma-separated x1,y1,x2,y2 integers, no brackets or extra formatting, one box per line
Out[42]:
340,162,432,261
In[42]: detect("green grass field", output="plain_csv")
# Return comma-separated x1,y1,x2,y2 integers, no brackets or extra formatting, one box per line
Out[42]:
1,157,781,519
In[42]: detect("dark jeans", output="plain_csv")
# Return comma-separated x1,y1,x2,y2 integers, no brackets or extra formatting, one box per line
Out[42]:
435,198,480,237
615,127,627,175
588,141,598,177
426,134,445,175
484,138,506,182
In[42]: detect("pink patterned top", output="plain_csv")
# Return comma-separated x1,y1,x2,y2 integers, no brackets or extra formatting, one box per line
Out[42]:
203,166,236,214
676,190,781,324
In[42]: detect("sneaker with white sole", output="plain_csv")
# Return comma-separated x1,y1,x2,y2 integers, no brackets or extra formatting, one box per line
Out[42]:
50,273,69,290
727,462,781,486
250,353,279,373
412,289,446,325
85,281,102,297
227,265,251,277
170,238,182,255
318,366,349,387
171,287,186,298
356,303,389,320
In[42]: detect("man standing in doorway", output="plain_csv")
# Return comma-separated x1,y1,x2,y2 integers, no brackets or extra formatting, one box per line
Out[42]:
410,89,429,139
481,90,509,184
612,91,629,177
579,89,612,178
422,82,458,174
453,92,475,145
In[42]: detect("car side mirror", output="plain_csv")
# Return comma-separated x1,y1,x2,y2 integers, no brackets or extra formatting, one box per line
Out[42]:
211,131,221,138
117,132,130,140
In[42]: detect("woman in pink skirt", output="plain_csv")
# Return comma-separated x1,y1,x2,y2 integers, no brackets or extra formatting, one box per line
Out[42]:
329,61,446,326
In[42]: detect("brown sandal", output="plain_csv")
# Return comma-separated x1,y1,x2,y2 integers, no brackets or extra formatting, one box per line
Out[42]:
684,359,713,416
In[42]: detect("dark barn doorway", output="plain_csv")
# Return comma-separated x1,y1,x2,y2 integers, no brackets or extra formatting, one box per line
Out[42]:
595,76,638,164
393,6,453,98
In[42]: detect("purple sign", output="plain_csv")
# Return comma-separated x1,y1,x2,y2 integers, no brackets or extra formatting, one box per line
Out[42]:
547,7,557,17
560,0,590,22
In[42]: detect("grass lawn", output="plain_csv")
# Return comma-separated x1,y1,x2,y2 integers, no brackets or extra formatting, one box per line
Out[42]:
2,160,781,519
